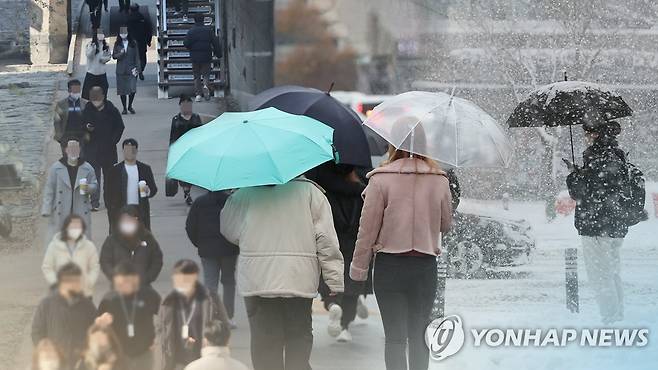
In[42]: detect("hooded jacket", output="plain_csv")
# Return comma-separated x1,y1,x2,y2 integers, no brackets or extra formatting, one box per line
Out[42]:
220,178,344,298
350,158,453,281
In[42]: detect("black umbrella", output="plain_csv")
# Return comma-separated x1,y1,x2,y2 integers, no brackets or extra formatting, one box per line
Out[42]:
506,73,632,163
249,85,372,168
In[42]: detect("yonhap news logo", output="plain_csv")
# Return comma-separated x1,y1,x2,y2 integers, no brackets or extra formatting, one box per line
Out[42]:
425,315,650,362
424,315,465,361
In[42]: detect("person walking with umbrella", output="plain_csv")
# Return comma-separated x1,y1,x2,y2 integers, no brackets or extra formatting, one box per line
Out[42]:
566,118,644,324
350,127,453,370
167,108,344,370
351,91,511,370
308,162,371,343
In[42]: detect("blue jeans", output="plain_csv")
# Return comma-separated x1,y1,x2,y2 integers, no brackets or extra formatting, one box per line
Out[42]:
201,255,237,319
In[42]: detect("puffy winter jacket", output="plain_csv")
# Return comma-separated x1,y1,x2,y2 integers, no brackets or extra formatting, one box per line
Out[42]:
220,178,344,298
566,138,629,238
99,230,163,285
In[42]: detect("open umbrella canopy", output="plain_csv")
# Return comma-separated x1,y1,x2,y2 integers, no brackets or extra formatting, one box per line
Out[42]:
364,91,513,168
507,81,632,128
249,85,372,168
166,107,336,191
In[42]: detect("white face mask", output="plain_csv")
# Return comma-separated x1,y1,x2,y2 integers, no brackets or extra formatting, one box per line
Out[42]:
38,359,60,370
70,93,81,100
120,33,128,39
119,222,138,235
175,286,193,295
68,228,83,240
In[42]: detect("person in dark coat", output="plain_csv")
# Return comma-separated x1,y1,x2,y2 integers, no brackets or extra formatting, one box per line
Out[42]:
186,191,238,323
83,87,125,211
127,4,153,79
100,206,163,287
169,95,203,205
159,260,230,370
105,138,158,232
566,119,630,324
85,0,107,31
98,261,161,370
308,162,371,342
32,263,97,370
183,15,222,101
113,26,141,114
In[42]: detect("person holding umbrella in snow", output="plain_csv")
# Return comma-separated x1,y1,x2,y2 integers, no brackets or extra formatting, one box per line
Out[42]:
565,116,645,324
350,121,453,370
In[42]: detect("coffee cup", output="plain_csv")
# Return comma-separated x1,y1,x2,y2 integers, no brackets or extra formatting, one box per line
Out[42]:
139,180,148,198
79,178,88,195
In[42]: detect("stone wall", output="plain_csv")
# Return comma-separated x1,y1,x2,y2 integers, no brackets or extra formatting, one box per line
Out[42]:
0,0,30,60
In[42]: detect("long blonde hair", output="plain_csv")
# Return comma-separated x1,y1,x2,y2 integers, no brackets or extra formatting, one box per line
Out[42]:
382,145,440,170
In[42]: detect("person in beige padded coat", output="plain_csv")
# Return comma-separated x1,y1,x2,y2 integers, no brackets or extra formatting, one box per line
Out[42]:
220,177,344,370
42,214,100,297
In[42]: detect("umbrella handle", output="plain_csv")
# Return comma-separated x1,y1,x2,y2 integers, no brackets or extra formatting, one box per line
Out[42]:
569,124,575,164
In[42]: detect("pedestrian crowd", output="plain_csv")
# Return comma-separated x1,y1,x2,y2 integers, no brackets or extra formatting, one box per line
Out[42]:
34,18,645,370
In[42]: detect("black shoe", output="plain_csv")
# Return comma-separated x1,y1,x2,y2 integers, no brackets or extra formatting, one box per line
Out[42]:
139,73,144,81
128,107,136,114
184,193,193,206
121,109,128,115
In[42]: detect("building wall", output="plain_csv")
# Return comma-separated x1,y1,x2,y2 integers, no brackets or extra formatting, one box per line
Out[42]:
0,0,30,60
224,0,275,109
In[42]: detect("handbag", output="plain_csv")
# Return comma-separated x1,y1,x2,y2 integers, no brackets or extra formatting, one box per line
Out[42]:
165,177,179,197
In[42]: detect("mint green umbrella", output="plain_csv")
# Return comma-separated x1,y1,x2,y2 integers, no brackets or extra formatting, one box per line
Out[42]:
166,107,336,190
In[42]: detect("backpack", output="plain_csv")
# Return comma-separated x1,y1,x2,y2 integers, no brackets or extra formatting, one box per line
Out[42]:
619,160,648,226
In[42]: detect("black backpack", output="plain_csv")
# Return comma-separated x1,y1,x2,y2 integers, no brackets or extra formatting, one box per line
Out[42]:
619,160,648,226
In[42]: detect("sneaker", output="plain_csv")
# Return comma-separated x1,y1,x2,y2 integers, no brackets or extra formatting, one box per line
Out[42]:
337,329,352,343
121,109,128,115
91,206,100,212
356,296,369,319
327,303,342,338
128,107,136,114
195,95,203,102
184,192,193,206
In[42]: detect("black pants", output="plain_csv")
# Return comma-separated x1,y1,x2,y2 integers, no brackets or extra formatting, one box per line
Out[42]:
119,0,130,12
90,160,113,209
90,7,102,30
137,41,148,72
201,255,237,319
374,253,437,370
244,297,313,370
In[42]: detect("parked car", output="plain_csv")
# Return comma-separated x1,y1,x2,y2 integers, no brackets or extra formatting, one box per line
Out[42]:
443,210,535,278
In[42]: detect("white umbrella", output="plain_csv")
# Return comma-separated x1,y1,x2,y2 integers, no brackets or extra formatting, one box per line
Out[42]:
363,91,513,168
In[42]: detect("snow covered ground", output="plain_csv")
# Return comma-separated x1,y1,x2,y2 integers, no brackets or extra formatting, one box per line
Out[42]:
428,199,658,369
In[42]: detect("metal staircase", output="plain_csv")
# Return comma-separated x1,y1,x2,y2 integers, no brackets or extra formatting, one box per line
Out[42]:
156,0,225,98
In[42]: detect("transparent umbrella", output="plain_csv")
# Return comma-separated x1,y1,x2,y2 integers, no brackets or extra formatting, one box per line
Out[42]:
363,91,513,168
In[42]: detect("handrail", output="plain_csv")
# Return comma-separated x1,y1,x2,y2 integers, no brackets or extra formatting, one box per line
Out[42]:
162,0,168,31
